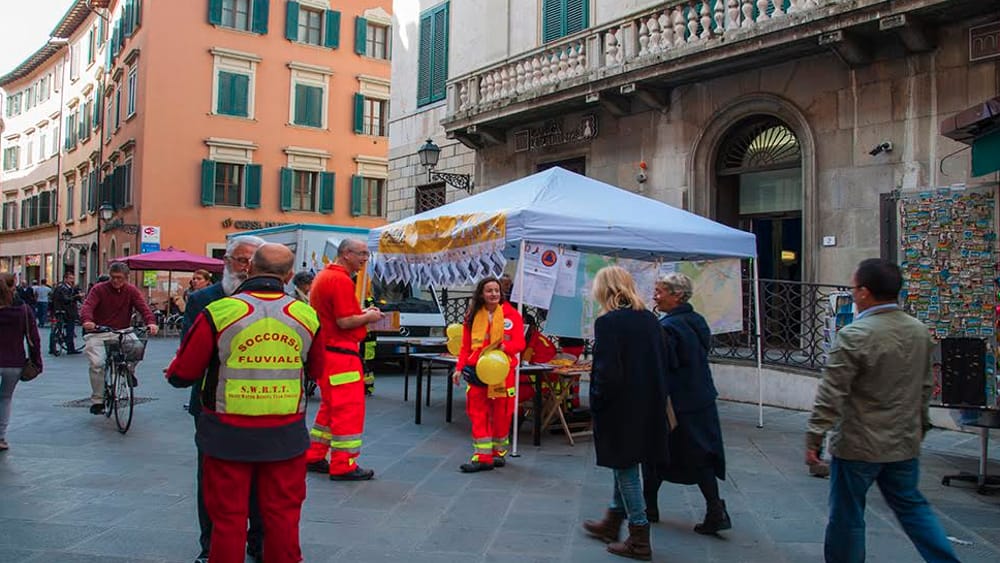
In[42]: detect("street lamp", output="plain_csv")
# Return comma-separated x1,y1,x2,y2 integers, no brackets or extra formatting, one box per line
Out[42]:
417,139,474,194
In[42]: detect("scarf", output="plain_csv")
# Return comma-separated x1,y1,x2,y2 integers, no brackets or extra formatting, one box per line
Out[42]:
470,305,505,353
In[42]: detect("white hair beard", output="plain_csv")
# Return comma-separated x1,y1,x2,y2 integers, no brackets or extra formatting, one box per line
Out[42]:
221,268,246,296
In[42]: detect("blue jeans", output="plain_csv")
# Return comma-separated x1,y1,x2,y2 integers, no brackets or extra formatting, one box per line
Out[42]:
825,457,960,563
35,302,48,327
609,465,648,526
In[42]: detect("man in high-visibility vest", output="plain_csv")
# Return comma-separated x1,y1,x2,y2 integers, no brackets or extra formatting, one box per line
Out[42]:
167,243,324,563
305,238,384,480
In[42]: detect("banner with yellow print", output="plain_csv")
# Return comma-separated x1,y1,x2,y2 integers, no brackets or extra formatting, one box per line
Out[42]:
373,213,507,287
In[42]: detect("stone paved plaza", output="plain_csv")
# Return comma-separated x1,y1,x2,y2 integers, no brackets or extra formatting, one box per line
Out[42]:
1,333,998,562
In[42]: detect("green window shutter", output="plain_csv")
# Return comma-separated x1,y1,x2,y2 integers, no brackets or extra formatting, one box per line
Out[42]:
251,0,269,34
201,159,216,206
279,167,293,211
93,85,102,128
293,84,306,124
354,16,367,54
350,175,363,216
324,10,341,48
416,12,432,106
429,4,449,103
217,71,232,114
353,93,365,133
232,73,249,117
245,164,261,208
295,84,322,127
135,0,143,27
542,0,561,43
208,0,223,25
319,172,335,214
64,117,71,150
77,117,85,143
88,171,97,213
565,0,588,35
285,1,300,41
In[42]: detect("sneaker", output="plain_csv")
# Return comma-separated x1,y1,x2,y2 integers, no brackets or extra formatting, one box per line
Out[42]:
89,404,104,415
306,459,330,474
0,439,9,451
329,467,375,481
493,457,506,468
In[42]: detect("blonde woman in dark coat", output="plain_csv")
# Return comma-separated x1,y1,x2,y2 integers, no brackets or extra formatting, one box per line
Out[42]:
582,266,669,561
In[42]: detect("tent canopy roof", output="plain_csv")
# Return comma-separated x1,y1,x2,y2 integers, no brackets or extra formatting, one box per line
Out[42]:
115,248,224,273
368,167,756,261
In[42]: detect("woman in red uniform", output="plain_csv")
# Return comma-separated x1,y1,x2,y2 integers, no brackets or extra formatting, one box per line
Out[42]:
452,277,525,473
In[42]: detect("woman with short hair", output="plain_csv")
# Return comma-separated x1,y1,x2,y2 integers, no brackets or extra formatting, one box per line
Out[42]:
646,272,731,535
582,266,668,561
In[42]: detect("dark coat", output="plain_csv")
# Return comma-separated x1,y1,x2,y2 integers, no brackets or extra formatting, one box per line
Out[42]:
180,282,226,418
660,303,717,413
590,307,669,469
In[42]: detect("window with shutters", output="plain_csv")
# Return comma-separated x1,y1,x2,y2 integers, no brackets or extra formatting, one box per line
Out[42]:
355,178,384,216
24,136,33,167
365,23,389,59
222,0,251,30
87,28,96,66
66,112,79,151
38,131,47,162
105,97,114,142
2,147,19,172
211,48,259,119
362,98,387,137
1,202,16,231
52,123,60,154
67,180,76,221
122,159,134,207
215,163,244,206
70,45,80,81
298,6,323,45
542,0,589,43
127,66,137,117
417,2,449,107
288,63,330,129
291,170,318,211
210,0,267,33
114,88,121,129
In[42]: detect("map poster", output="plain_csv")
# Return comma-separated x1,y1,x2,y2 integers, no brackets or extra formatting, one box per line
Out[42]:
545,255,743,339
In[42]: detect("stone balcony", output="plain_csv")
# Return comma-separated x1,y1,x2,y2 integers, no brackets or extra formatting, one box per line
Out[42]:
441,0,995,148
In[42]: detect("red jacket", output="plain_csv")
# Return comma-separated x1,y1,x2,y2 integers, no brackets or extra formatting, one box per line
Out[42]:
456,301,526,383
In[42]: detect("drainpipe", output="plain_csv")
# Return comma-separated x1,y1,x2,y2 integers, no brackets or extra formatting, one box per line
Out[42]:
47,38,70,280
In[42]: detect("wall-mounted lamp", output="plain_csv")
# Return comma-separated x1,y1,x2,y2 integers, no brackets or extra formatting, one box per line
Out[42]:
417,139,474,194
869,141,893,156
99,202,140,234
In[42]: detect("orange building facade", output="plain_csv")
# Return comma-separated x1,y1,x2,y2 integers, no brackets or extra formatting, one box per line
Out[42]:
1,0,392,287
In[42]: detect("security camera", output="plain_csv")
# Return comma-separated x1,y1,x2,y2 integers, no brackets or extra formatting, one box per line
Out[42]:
869,142,893,156
636,171,648,184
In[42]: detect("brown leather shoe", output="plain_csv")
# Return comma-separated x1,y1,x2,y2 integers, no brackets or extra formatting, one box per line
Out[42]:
582,509,625,543
607,523,651,560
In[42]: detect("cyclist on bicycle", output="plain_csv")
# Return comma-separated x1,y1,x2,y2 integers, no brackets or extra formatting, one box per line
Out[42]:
80,262,158,415
50,272,82,355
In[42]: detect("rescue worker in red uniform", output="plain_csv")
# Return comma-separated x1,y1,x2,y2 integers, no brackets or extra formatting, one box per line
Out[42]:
452,277,525,473
166,244,324,563
305,238,384,480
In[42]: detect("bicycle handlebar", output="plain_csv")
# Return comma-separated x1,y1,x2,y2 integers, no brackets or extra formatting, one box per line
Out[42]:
90,326,149,336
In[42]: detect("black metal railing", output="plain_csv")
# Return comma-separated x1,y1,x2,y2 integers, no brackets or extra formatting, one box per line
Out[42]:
439,279,850,373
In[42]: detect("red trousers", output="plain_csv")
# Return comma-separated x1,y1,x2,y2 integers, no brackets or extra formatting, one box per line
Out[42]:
306,352,366,475
465,382,514,465
202,453,306,563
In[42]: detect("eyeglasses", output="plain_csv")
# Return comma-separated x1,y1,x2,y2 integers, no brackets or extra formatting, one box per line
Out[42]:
226,256,251,265
350,250,371,257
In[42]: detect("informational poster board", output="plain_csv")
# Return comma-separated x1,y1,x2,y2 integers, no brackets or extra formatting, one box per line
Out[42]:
542,250,742,339
898,186,998,406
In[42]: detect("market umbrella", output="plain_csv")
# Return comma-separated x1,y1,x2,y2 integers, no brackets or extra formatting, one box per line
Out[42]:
115,247,224,273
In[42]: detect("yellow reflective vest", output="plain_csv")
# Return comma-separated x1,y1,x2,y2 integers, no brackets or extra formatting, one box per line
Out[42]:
206,292,319,417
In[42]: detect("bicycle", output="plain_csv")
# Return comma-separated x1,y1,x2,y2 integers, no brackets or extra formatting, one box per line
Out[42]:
95,326,148,434
50,311,70,356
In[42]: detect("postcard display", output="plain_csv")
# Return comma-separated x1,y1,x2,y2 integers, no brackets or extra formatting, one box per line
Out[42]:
898,187,998,406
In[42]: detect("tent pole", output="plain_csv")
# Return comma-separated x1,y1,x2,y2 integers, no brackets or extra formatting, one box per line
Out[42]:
753,258,764,428
512,240,527,457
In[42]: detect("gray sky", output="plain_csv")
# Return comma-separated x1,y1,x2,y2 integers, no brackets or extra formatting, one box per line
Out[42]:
0,0,76,78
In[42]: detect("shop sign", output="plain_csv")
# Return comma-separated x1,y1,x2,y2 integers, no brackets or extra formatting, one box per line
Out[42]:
513,114,598,153
26,254,41,266
970,21,1000,62
220,218,292,231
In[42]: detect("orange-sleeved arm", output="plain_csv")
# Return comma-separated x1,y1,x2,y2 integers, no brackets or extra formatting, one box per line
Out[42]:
501,302,526,360
456,319,473,371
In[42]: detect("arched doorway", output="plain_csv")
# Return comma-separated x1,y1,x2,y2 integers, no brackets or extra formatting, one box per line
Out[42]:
715,116,802,282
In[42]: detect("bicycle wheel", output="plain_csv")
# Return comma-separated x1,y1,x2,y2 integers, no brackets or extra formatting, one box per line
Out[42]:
113,363,134,433
103,363,115,418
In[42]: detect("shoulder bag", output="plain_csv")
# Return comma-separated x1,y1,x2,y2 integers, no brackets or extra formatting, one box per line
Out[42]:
19,305,41,382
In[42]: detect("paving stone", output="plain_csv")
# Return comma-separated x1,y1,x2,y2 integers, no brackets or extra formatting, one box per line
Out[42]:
0,335,997,561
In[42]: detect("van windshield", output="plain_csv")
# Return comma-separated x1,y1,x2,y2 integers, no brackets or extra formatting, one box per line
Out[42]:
371,279,441,313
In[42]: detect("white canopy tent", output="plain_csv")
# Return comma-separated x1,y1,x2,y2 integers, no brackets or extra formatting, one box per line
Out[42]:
368,167,763,452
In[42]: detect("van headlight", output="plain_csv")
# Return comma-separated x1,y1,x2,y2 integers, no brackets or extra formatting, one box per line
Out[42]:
430,326,445,337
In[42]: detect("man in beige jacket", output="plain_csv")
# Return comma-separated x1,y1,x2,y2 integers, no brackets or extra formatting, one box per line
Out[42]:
806,258,960,563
